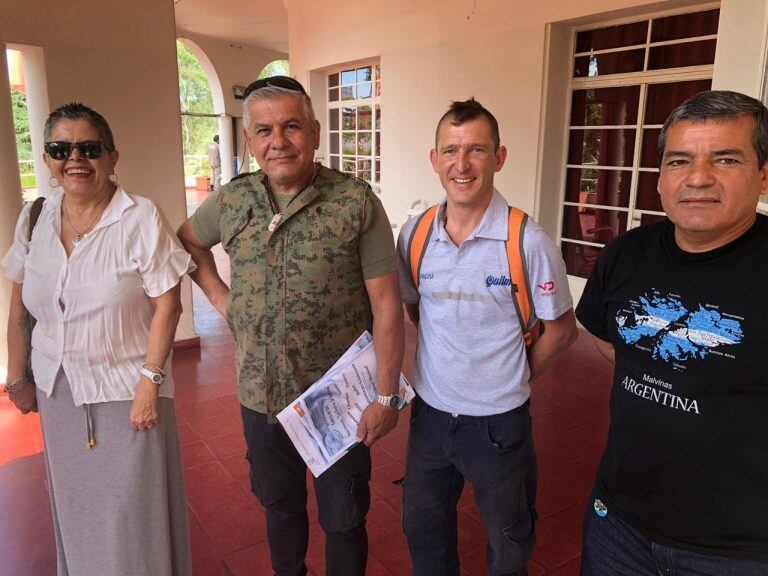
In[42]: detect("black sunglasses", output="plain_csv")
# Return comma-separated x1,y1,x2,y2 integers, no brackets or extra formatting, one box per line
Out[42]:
242,76,308,100
44,140,110,161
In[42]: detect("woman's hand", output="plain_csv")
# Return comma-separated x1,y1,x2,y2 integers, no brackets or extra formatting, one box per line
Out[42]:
8,383,37,414
130,377,159,431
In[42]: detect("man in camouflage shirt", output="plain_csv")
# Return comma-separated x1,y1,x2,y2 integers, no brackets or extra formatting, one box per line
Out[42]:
177,76,404,576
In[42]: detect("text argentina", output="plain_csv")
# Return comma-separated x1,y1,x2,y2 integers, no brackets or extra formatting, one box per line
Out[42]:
621,377,700,414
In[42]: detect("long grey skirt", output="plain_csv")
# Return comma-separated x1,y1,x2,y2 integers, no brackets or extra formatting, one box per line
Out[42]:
37,370,191,576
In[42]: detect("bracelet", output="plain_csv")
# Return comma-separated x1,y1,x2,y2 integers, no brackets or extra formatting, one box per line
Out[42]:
142,362,166,377
4,376,31,394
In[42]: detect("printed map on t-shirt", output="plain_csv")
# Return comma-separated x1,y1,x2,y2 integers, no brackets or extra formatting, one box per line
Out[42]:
615,290,743,369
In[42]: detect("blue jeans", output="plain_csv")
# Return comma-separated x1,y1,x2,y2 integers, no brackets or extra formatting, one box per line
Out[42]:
403,396,537,576
241,406,371,576
581,490,768,576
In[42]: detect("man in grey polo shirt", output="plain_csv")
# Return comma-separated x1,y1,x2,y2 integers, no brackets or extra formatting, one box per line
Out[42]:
397,98,577,576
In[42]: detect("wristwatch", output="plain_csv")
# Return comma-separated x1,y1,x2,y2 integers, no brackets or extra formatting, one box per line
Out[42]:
376,393,402,410
140,366,165,385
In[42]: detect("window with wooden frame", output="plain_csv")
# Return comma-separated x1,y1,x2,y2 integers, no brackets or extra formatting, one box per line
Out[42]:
326,62,381,192
560,6,720,278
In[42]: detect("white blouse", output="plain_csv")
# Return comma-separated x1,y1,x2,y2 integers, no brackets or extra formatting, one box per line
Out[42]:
1,187,195,405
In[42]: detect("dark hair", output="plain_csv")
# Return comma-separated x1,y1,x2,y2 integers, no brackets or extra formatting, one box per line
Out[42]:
213,135,219,143
44,102,116,151
658,90,768,167
435,98,500,150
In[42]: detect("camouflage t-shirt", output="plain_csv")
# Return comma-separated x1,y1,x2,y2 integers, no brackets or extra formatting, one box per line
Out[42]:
190,164,396,420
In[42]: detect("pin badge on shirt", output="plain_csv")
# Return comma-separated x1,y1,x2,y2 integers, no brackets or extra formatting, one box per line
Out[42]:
268,213,282,232
593,498,608,518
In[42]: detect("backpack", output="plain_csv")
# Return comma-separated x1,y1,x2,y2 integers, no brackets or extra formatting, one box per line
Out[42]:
405,204,541,348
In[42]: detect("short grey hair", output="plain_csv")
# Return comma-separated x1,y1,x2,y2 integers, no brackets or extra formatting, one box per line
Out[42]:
44,102,116,150
659,90,768,168
242,86,316,134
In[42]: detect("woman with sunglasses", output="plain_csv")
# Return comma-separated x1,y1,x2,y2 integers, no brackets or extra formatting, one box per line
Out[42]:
1,102,193,576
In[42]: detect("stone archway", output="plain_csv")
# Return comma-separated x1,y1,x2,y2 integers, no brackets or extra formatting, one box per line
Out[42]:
177,38,233,186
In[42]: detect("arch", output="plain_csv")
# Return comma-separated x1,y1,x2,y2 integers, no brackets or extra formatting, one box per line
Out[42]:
177,37,224,115
257,59,290,79
175,37,234,192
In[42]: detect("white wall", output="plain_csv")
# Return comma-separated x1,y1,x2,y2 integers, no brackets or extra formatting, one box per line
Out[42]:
284,0,693,232
0,0,196,341
712,0,768,96
285,0,768,304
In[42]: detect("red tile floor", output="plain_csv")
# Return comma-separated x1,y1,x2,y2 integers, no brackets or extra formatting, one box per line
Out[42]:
0,189,614,574
0,308,612,575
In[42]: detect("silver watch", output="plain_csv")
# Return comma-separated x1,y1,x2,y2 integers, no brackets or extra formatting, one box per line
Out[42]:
376,393,402,410
140,366,165,385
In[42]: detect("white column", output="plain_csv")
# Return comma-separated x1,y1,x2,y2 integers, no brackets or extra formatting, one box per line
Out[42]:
713,0,768,97
19,45,51,198
233,116,252,173
0,43,25,381
218,114,234,183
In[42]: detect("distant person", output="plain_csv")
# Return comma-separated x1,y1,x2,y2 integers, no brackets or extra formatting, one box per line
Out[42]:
577,90,768,575
1,102,193,575
398,98,577,576
207,134,221,191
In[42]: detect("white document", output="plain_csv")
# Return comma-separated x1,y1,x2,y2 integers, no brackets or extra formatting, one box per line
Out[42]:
276,331,415,477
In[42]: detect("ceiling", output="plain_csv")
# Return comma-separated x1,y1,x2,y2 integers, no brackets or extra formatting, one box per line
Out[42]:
174,0,289,54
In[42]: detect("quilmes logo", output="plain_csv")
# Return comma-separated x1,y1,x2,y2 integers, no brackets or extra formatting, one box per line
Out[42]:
486,274,512,288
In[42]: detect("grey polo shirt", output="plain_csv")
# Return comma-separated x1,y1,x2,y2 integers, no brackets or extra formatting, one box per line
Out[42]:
397,190,572,416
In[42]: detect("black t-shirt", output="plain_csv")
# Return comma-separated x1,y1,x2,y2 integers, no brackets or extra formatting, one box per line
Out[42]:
576,216,768,562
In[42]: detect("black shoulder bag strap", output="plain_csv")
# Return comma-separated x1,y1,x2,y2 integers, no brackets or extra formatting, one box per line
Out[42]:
28,196,46,239
21,196,46,378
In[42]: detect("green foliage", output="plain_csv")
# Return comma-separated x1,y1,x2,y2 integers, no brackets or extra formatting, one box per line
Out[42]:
11,89,36,188
177,41,213,114
257,59,290,79
174,46,289,177
11,89,32,161
177,40,217,172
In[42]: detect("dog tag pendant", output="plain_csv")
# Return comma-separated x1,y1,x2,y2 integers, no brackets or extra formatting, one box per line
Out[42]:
268,213,282,232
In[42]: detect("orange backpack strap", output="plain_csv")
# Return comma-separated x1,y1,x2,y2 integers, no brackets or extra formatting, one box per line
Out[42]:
506,206,541,348
407,205,439,288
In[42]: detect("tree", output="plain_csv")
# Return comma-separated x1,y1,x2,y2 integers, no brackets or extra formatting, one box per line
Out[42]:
177,41,213,114
257,59,290,79
11,89,32,161
176,40,216,175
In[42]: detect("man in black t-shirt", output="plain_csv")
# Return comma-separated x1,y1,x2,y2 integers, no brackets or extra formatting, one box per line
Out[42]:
576,90,768,575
